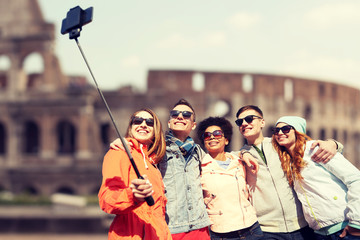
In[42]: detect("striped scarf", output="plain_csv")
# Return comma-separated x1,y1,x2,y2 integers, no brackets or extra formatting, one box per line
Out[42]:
166,131,195,162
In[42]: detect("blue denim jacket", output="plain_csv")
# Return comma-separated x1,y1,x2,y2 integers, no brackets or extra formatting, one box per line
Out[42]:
158,141,210,234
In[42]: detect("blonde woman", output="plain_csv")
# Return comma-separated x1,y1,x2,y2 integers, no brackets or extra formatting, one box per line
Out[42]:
98,108,171,240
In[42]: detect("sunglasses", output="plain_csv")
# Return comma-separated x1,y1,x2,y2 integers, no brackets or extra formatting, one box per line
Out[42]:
132,117,154,127
272,125,293,135
203,130,224,141
170,110,193,119
235,115,262,126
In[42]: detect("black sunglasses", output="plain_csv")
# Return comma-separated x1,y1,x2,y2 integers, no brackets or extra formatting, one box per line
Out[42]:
235,115,262,126
203,130,224,141
132,117,154,127
170,110,193,119
272,125,293,135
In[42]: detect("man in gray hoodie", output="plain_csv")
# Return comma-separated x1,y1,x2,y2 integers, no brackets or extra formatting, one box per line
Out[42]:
236,105,342,240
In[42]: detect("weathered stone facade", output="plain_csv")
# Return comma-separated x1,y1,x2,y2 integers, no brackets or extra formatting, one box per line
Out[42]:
0,0,359,196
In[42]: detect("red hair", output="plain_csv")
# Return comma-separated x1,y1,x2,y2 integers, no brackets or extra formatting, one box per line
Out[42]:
272,131,312,187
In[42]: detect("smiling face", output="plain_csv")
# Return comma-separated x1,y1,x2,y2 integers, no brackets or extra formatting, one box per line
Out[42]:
273,122,296,151
237,109,265,145
203,125,228,155
168,104,196,141
131,110,154,146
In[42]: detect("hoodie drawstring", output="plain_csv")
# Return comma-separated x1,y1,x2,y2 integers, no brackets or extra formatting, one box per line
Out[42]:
140,144,149,169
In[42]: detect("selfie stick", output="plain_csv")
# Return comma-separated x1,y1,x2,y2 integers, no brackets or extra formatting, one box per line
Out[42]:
61,6,154,206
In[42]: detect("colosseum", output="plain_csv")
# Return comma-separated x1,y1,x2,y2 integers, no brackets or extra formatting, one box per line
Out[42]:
0,0,359,197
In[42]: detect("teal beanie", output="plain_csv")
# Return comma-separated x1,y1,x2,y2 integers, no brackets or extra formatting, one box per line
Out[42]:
276,116,306,134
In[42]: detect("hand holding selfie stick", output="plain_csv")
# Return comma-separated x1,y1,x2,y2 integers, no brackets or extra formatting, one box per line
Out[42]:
61,6,154,206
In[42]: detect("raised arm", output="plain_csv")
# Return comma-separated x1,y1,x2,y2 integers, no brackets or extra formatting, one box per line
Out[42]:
109,138,131,151
310,139,343,163
98,150,152,214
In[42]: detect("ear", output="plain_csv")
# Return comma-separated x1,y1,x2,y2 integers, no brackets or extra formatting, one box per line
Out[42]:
225,138,229,145
168,120,171,129
191,121,197,130
260,118,266,129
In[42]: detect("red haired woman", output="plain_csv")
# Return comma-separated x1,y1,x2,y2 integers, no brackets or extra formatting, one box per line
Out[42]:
272,116,360,240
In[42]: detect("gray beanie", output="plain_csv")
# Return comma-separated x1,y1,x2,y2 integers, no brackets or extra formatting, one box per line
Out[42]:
276,116,306,134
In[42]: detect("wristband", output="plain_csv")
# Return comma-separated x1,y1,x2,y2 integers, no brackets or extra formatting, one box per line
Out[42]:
240,150,252,159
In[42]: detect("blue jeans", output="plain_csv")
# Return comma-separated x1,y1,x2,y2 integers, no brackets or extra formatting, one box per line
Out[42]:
209,221,263,240
315,230,360,240
262,226,316,240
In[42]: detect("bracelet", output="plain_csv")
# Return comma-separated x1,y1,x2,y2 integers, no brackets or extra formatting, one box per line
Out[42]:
240,150,251,159
326,139,339,149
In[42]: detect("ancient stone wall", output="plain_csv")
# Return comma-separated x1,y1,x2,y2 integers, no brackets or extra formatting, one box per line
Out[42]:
0,0,358,197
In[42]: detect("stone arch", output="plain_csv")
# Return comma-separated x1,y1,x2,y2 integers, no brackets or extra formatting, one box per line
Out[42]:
22,52,44,89
242,74,253,93
56,186,75,195
0,121,6,154
100,123,111,151
91,185,101,195
0,55,11,70
319,128,326,140
23,120,40,154
213,99,231,117
21,185,39,195
284,79,293,102
0,55,11,89
304,104,312,120
57,120,77,154
266,126,274,138
306,129,312,138
192,72,205,92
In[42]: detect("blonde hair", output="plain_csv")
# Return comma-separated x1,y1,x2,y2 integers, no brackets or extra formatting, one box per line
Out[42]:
272,130,312,187
126,108,166,164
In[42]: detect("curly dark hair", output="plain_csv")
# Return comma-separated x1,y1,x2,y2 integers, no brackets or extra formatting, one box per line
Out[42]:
197,117,233,146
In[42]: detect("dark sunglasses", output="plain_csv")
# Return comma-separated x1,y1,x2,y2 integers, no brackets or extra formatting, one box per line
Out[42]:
132,117,154,127
170,110,193,119
203,130,224,141
272,125,293,135
235,115,262,126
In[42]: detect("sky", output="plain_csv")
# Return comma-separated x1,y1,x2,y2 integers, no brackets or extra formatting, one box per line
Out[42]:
37,0,360,92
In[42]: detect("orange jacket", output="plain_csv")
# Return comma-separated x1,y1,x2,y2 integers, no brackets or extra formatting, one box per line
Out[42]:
98,138,172,240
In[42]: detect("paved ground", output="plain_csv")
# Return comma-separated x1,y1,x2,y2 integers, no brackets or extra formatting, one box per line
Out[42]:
0,234,108,240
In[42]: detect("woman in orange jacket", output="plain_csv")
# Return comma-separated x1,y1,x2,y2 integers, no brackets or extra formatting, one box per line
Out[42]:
98,108,172,240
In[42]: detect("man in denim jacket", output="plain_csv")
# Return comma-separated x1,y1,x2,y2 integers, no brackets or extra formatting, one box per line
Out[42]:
158,99,210,240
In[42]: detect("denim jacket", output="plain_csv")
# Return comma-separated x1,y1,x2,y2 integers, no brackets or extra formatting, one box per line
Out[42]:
158,140,210,234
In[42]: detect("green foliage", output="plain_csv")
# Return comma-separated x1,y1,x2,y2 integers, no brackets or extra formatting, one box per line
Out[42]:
0,192,51,205
0,192,99,206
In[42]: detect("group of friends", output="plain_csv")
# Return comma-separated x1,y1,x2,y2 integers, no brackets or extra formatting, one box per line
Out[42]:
97,99,360,240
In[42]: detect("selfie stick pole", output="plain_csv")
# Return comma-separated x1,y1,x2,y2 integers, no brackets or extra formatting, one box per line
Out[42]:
64,32,154,206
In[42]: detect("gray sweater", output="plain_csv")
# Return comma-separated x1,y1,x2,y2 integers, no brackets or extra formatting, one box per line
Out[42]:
240,137,308,233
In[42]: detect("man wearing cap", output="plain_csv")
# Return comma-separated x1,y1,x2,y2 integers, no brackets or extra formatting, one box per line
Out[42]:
235,105,343,240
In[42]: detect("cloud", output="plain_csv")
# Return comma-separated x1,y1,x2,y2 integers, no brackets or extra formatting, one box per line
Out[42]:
304,2,360,28
202,32,227,47
226,12,261,29
157,33,195,49
156,31,226,49
120,55,140,68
